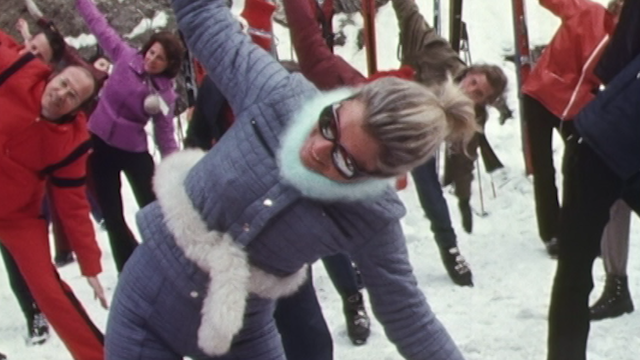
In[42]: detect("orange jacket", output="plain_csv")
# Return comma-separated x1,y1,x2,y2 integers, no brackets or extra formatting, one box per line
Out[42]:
522,0,616,120
0,30,101,276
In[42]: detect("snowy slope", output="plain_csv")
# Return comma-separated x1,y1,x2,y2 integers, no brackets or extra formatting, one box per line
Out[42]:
1,0,638,359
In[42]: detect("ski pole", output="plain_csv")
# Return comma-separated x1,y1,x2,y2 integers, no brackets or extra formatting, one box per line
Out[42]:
476,158,486,215
491,175,497,198
176,114,185,145
434,0,441,35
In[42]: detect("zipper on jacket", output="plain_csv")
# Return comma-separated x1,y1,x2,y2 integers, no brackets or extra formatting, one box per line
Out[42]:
251,120,275,158
561,35,610,119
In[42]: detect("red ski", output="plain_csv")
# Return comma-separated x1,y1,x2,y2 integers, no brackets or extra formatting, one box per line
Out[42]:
511,0,534,175
361,0,378,76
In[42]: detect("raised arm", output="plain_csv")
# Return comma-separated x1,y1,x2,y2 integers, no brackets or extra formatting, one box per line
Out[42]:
539,0,590,21
171,0,304,113
15,18,32,41
75,0,131,61
351,222,464,360
391,0,432,28
595,0,640,84
283,0,365,89
391,0,465,86
391,0,435,55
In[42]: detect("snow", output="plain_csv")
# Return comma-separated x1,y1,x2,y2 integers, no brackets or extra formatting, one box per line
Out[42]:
124,11,169,39
1,0,639,359
64,11,170,49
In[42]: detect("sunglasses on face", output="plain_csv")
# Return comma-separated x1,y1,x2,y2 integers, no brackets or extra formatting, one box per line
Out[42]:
317,102,369,180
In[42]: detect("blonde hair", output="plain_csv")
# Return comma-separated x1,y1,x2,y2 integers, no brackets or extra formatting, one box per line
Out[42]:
354,77,477,177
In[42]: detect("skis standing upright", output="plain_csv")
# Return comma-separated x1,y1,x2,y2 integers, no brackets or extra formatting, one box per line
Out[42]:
449,0,463,53
433,0,441,35
362,0,378,76
511,0,534,175
177,31,199,144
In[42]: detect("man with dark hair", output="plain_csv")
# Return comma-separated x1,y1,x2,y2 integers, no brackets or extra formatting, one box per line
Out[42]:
0,28,107,360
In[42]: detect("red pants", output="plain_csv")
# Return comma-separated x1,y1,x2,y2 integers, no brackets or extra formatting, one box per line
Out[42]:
0,218,104,360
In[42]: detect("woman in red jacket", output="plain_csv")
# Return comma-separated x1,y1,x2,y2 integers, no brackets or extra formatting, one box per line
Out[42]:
521,0,623,256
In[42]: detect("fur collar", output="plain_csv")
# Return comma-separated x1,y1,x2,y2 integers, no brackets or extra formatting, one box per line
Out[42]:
277,88,393,202
153,149,307,356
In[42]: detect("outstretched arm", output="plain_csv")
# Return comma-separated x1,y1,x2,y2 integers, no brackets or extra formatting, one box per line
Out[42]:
15,19,32,41
48,150,102,278
539,0,587,21
352,222,465,360
75,0,131,61
172,0,304,114
283,0,365,89
391,0,465,86
391,0,435,58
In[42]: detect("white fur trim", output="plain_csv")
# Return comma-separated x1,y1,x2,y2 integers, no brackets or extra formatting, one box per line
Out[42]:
154,150,249,355
153,150,308,356
249,264,308,299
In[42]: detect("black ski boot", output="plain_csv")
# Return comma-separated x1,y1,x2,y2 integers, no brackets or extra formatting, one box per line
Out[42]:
458,199,473,234
54,251,75,268
589,275,634,321
26,311,49,346
440,246,473,287
0,351,6,359
544,238,559,259
344,292,370,345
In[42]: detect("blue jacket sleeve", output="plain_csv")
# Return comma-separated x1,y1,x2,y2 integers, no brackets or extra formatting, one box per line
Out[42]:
351,221,465,360
171,0,306,114
595,0,640,85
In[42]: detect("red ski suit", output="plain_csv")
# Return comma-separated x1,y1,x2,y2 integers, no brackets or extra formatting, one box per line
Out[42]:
0,30,104,360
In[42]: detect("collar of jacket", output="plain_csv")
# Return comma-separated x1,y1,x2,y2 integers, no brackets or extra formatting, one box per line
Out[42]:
153,149,309,356
128,52,173,92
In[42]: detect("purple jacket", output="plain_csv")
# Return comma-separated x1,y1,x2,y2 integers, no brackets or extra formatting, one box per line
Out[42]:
76,0,178,156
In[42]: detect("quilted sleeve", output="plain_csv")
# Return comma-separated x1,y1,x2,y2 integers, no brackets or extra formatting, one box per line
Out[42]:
351,221,464,360
171,0,310,114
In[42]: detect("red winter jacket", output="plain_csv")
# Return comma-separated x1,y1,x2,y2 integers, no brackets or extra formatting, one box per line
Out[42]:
0,30,101,277
522,0,616,120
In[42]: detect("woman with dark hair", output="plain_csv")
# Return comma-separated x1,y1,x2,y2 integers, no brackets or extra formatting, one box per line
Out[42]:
75,0,185,273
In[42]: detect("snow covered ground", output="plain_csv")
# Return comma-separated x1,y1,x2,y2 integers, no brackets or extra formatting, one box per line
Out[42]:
1,0,638,359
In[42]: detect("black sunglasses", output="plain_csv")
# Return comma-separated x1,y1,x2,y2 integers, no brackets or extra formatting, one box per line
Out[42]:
317,102,370,180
